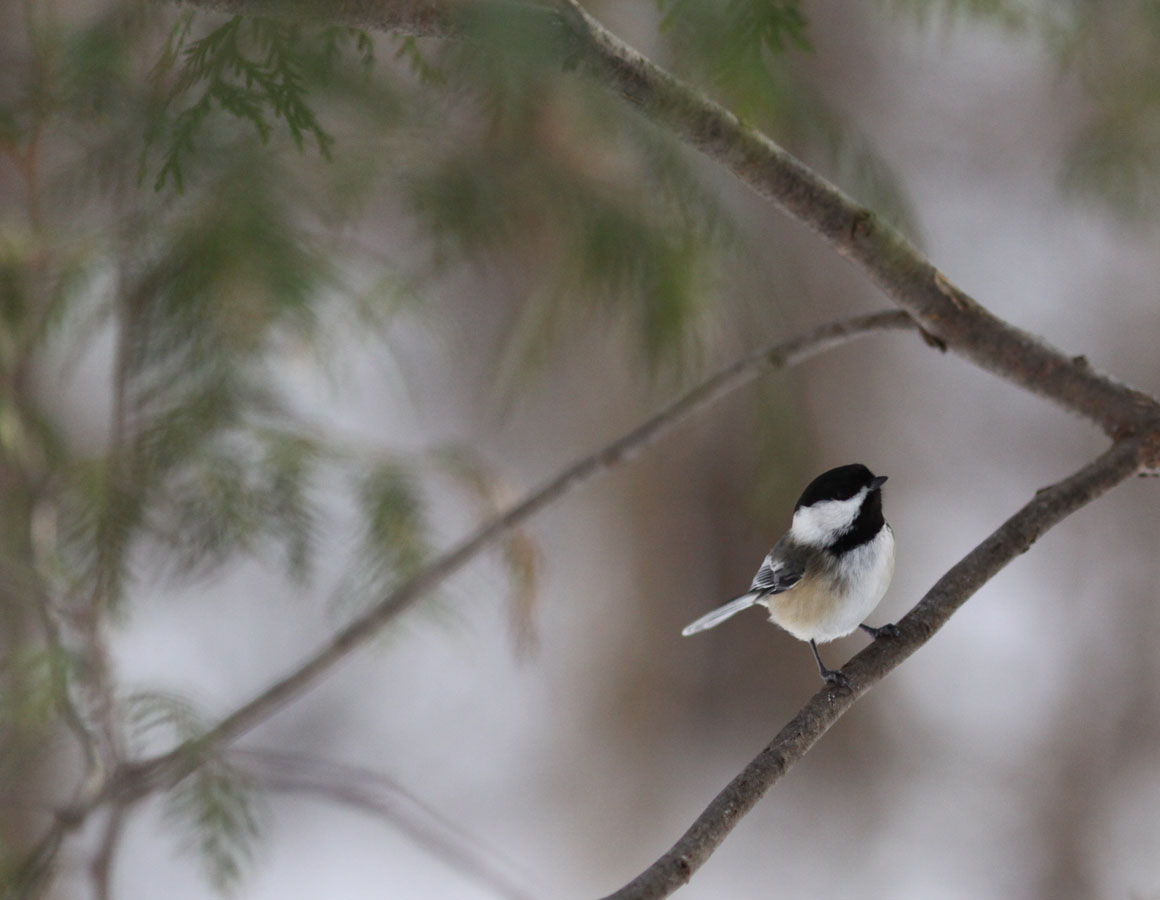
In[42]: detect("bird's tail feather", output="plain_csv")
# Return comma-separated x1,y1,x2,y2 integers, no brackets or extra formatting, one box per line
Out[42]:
681,592,760,636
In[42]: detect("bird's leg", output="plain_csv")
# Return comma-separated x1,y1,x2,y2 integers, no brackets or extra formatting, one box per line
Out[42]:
859,622,900,640
809,640,848,688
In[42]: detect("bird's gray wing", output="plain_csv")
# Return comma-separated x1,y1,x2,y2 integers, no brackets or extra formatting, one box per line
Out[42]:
749,539,805,595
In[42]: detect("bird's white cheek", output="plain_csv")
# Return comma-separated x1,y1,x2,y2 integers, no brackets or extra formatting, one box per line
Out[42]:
790,490,866,546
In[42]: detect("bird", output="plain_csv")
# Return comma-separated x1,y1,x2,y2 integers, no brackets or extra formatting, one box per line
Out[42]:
682,463,896,686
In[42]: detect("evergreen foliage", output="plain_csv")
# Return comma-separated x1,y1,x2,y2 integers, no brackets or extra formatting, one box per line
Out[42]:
145,14,373,192
130,692,262,891
1058,3,1160,220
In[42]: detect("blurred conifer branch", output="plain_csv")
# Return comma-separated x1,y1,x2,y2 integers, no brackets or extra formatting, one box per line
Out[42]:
227,747,539,900
431,446,543,659
143,14,374,191
156,0,1160,435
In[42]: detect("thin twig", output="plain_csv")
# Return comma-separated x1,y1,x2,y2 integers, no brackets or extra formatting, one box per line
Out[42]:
90,801,131,900
10,507,100,781
128,311,916,790
228,748,539,900
70,260,138,782
599,437,1146,900
29,590,101,777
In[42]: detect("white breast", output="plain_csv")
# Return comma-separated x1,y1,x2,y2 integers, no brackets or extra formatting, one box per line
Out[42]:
762,525,895,643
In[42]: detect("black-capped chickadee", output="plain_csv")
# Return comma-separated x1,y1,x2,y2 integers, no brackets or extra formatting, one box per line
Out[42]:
682,463,896,686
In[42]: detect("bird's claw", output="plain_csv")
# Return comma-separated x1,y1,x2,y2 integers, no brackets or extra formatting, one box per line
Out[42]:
821,668,850,689
860,622,900,640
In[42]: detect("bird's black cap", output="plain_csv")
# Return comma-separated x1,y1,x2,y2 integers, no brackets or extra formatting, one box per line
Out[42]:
795,464,886,510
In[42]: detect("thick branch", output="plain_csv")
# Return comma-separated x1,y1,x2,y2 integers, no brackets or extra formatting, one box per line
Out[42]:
122,312,915,792
168,0,1160,438
553,2,1160,439
600,437,1146,900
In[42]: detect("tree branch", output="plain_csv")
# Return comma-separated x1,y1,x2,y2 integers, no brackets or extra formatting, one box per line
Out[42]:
90,801,131,900
166,0,1160,439
553,1,1160,439
120,311,915,794
599,436,1147,900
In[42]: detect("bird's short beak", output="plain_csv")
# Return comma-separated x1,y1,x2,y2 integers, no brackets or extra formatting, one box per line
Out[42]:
870,475,888,491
